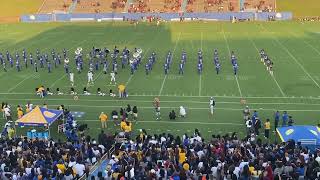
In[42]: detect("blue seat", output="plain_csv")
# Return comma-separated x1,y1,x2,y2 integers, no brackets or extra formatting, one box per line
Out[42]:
37,132,43,139
43,132,49,139
27,132,32,139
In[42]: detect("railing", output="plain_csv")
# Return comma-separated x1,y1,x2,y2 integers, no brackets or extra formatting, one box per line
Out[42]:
20,11,293,22
79,144,115,180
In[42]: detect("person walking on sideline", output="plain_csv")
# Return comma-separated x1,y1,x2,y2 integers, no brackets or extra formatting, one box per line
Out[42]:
264,119,271,139
99,112,108,129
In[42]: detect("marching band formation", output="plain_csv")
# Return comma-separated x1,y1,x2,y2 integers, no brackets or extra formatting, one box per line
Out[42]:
0,46,273,87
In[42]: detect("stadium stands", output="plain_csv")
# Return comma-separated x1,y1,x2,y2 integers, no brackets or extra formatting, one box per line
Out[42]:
38,0,72,14
74,0,119,13
36,0,275,14
91,129,320,179
186,0,240,13
0,134,115,179
243,0,275,12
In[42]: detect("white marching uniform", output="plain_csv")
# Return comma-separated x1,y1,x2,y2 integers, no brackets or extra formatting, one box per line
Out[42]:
209,99,215,115
110,72,116,83
88,71,93,83
69,73,74,85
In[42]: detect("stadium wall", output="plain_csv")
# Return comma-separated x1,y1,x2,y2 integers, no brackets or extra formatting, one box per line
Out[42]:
20,12,292,22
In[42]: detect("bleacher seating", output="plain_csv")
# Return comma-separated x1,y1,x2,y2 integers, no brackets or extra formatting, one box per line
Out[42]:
244,0,275,12
74,0,123,13
128,0,150,13
38,0,72,14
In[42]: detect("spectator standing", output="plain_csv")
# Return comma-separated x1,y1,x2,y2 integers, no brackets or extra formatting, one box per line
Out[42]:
274,110,280,131
169,110,176,120
243,106,250,121
264,118,271,139
288,116,294,126
132,105,138,121
99,112,108,128
282,111,288,127
245,118,252,135
254,117,261,135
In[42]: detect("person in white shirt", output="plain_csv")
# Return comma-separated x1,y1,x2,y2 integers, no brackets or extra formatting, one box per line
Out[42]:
69,72,74,87
87,71,94,85
179,106,186,118
209,97,215,116
110,71,116,85
4,106,11,120
73,162,85,177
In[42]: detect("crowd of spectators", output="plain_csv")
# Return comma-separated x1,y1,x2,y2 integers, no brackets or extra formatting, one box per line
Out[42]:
243,0,274,12
111,0,128,11
163,0,182,13
0,133,115,179
94,128,320,179
128,0,150,13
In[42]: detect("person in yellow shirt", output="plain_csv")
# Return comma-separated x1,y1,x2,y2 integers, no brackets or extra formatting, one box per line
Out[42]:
99,112,108,129
56,160,66,174
118,84,125,98
179,148,186,164
37,86,45,98
120,119,126,131
17,105,24,119
8,128,15,140
123,121,132,133
264,118,271,139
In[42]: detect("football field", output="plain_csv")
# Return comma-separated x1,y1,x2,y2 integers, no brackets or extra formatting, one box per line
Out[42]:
1,21,320,141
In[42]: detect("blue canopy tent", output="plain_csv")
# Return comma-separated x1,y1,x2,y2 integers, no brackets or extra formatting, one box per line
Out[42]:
276,125,320,146
15,106,63,137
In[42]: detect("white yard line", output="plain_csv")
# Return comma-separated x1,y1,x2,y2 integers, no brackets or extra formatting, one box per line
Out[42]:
7,73,35,92
199,32,203,96
158,32,181,96
81,119,244,126
28,104,320,112
222,30,243,97
49,73,67,88
1,92,320,99
234,76,243,97
290,32,320,56
261,24,320,90
4,97,320,106
124,28,163,87
125,75,133,86
247,34,286,97
199,74,202,96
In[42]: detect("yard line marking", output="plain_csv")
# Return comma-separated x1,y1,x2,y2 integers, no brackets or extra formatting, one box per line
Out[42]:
234,76,243,97
49,73,67,88
40,104,320,112
124,26,163,87
261,24,320,90
80,119,244,126
222,29,243,97
200,32,203,51
290,32,320,56
7,73,35,92
159,32,181,96
199,74,202,96
199,32,203,96
247,34,286,97
4,97,320,106
125,75,133,86
2,92,320,100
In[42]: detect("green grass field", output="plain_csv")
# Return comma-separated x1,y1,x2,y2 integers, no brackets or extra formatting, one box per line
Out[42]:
1,21,320,141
